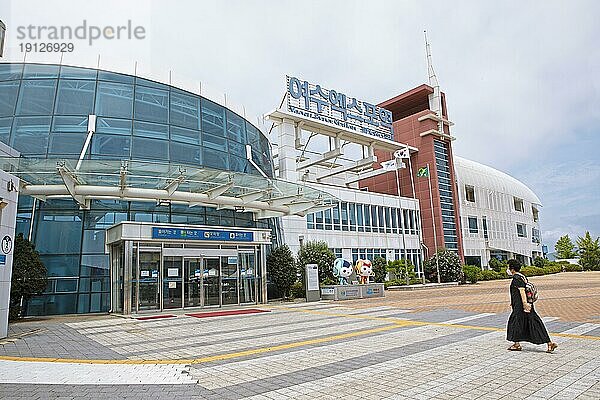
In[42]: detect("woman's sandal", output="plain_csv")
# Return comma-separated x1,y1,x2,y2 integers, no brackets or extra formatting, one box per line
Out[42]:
507,344,522,351
546,342,558,353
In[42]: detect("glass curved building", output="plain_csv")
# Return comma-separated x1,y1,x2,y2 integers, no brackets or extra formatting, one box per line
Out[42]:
0,63,334,315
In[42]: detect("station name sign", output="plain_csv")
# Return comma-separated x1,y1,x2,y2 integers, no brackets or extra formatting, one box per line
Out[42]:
286,76,394,141
152,227,254,242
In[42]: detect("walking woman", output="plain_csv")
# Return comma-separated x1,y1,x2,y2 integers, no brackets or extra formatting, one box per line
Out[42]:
506,259,558,353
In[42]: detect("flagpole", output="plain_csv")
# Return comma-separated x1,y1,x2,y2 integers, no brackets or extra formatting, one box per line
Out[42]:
393,156,410,285
406,146,425,283
427,163,440,283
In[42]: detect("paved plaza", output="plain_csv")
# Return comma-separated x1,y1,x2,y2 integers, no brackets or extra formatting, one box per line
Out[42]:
0,272,599,399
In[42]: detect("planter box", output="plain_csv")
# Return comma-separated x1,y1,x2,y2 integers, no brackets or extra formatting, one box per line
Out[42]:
320,283,385,301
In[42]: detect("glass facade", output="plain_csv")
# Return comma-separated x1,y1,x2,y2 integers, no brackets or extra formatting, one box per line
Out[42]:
434,139,459,250
0,63,275,315
306,201,420,236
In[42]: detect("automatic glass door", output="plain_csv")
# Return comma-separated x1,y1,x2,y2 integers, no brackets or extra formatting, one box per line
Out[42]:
184,258,202,307
203,258,220,307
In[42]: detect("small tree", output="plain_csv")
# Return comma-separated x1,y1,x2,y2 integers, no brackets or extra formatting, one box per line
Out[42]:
296,241,336,284
266,245,296,298
423,248,462,283
576,232,600,271
10,233,47,320
555,235,577,259
372,256,387,283
387,259,416,282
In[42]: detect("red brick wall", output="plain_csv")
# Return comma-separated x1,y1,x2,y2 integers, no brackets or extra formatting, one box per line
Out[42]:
359,88,464,262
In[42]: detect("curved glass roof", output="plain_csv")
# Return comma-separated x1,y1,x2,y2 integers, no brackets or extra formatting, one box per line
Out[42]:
2,157,338,218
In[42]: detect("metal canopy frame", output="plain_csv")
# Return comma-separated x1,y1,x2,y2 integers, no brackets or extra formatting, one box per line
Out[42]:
3,157,338,218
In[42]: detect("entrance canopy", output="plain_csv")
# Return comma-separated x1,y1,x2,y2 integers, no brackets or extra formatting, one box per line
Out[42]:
2,157,338,218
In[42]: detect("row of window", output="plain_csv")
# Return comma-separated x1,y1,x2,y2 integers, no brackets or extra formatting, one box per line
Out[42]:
306,202,420,235
466,216,540,243
434,140,458,250
350,248,422,270
464,184,539,220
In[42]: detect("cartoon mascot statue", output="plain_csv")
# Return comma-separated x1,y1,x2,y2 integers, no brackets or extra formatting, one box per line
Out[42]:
333,258,353,285
355,259,373,284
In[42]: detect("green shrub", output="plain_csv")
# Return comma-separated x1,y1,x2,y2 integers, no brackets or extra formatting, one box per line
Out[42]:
563,264,583,272
488,258,507,273
387,259,416,282
372,256,387,283
520,266,544,276
10,234,48,320
533,256,549,268
266,244,297,298
290,281,304,299
296,241,336,283
543,264,562,274
424,249,462,283
480,270,500,281
462,265,481,284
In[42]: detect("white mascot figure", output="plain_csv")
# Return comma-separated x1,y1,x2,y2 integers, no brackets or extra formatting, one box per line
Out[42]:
355,259,373,284
333,258,353,285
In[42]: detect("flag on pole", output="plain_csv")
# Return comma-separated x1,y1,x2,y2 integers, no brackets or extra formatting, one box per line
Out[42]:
380,159,397,171
417,166,429,177
393,147,410,159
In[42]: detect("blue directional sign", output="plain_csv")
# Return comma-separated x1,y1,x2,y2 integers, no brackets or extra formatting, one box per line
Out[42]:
152,227,254,242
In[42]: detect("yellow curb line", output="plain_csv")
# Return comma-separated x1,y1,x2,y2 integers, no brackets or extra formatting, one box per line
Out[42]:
0,323,402,365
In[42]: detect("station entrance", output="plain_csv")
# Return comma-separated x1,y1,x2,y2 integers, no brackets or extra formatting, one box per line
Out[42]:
107,222,271,315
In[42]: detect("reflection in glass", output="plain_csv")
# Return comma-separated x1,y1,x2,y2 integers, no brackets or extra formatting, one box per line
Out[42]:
16,80,57,115
95,81,133,118
54,80,96,115
134,85,169,123
170,90,200,129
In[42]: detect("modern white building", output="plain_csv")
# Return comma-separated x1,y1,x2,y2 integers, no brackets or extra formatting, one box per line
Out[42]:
267,77,423,271
454,156,542,267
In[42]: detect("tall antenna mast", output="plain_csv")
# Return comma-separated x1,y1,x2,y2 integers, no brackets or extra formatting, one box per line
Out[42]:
424,30,444,136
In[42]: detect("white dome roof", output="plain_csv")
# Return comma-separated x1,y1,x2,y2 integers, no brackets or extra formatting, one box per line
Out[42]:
454,156,542,206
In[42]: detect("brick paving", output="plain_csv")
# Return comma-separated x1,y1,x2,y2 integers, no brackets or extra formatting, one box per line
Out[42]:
0,271,598,399
348,271,600,323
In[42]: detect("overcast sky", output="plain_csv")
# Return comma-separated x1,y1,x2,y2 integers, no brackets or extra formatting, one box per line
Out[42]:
3,0,599,248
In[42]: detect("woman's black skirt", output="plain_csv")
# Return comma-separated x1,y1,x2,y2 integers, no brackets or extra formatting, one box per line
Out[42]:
507,306,551,344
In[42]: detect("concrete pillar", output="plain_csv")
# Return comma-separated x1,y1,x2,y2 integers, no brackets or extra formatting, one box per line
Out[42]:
277,118,299,182
0,172,19,339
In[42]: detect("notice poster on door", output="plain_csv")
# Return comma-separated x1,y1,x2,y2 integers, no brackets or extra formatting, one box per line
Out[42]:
168,281,177,289
195,269,201,277
140,270,150,277
167,268,179,277
151,270,158,278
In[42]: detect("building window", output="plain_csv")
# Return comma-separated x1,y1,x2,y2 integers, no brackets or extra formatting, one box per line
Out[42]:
465,185,475,202
514,197,524,212
468,217,478,234
532,228,540,244
516,223,526,238
482,216,488,239
532,205,539,222
306,213,314,229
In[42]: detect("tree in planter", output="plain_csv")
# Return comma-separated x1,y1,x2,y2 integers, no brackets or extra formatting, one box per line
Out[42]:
576,232,600,271
372,256,387,283
423,248,462,283
555,235,578,259
266,244,297,298
296,241,336,284
10,234,47,320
